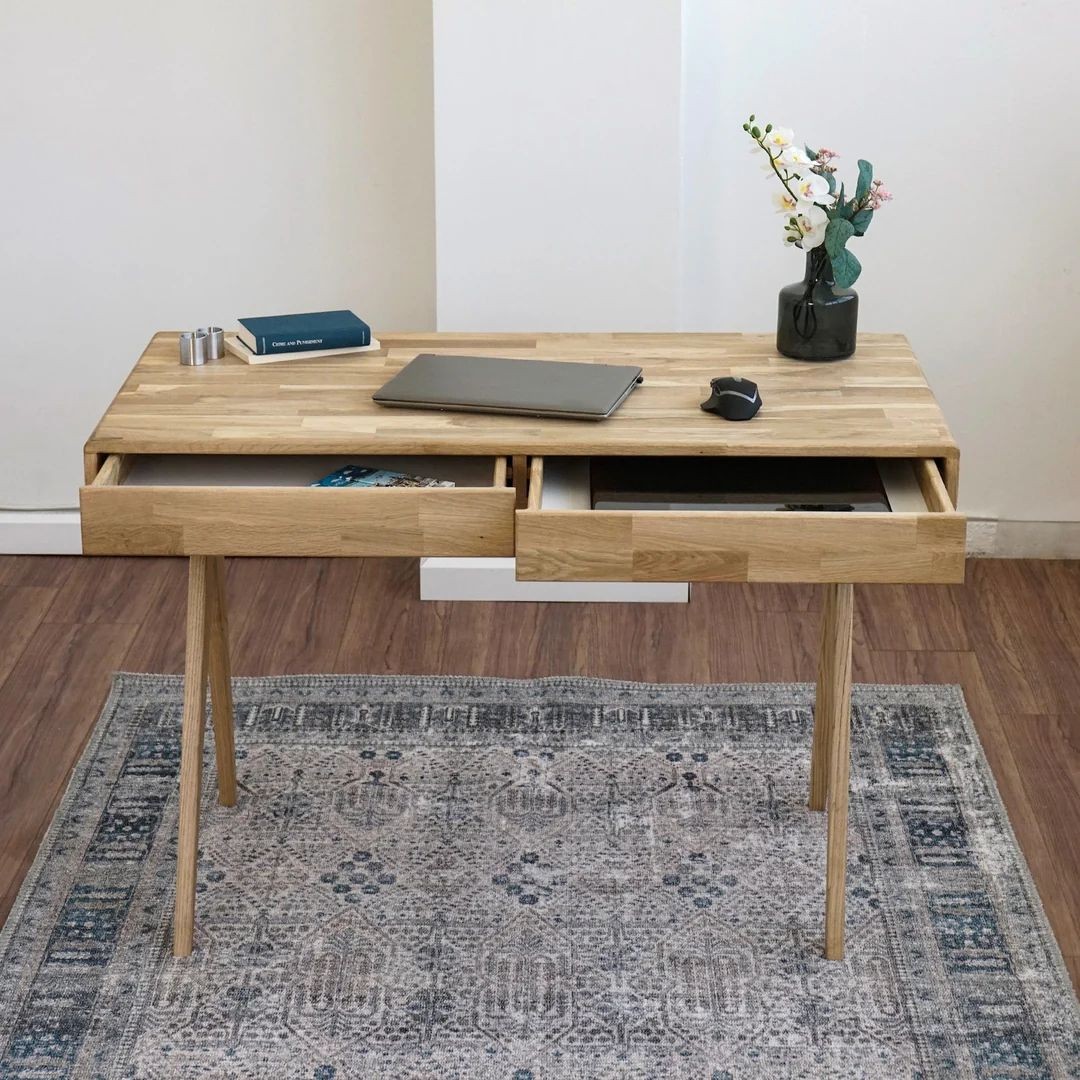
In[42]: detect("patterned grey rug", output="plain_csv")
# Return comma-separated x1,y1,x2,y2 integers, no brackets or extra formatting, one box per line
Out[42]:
0,675,1076,1079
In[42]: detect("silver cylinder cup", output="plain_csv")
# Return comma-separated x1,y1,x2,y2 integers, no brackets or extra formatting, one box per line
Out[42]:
179,330,208,366
198,326,224,360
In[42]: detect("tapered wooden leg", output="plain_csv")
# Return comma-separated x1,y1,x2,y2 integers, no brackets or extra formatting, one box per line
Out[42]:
174,556,211,958
820,582,854,961
206,556,237,807
512,455,529,509
940,455,960,508
809,607,836,812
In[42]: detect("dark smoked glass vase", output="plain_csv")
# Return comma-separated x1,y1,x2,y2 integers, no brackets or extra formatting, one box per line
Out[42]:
776,248,858,361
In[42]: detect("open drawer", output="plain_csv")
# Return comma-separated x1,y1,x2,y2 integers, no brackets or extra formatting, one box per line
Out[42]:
81,454,515,557
516,457,965,584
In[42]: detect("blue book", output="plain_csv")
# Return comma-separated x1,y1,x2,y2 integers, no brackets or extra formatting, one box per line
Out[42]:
237,310,371,356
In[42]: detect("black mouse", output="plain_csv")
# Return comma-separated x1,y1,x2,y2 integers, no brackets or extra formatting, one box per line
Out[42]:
700,376,762,421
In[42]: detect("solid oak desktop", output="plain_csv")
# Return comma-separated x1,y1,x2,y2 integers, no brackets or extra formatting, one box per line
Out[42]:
81,331,965,960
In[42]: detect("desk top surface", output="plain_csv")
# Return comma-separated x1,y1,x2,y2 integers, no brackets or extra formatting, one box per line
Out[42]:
86,331,957,459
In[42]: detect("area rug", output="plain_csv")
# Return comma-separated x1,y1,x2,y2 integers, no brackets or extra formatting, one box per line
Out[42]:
0,676,1076,1079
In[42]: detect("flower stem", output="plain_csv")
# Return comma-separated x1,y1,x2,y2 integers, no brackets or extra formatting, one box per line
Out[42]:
756,137,801,203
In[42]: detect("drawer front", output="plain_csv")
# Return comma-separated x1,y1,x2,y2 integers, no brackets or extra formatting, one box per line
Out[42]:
81,457,515,557
515,458,966,585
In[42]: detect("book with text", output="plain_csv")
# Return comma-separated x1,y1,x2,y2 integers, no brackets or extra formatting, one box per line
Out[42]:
225,333,381,365
238,310,372,355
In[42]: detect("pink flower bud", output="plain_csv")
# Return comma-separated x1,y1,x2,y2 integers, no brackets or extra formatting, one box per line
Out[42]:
868,178,893,209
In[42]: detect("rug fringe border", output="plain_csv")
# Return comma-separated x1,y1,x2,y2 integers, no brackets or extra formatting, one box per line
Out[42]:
0,674,129,962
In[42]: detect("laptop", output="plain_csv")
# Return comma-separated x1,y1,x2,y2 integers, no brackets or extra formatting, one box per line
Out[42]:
372,353,644,421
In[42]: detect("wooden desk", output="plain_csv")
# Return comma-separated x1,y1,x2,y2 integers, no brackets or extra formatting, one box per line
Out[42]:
81,332,965,960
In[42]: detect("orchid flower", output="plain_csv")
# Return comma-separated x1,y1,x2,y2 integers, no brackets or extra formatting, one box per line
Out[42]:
742,113,892,288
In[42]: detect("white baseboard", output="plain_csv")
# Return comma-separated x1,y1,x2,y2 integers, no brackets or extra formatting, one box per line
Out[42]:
0,510,82,554
421,558,690,603
966,517,1080,559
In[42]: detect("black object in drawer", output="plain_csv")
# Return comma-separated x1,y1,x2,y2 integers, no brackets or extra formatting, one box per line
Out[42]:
590,457,890,513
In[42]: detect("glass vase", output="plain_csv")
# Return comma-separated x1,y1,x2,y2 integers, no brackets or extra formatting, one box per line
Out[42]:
776,249,858,361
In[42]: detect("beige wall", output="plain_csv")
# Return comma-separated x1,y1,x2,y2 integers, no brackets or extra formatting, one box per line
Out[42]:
0,0,435,509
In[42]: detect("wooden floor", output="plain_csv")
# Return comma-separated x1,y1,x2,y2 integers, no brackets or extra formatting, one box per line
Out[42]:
0,555,1077,988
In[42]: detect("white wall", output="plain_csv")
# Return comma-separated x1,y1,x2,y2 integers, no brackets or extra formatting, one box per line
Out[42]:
681,0,1080,522
435,0,1080,522
432,0,683,331
0,0,435,510
4,0,1077,527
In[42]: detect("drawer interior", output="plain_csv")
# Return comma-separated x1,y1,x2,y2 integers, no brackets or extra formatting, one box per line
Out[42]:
517,456,962,584
82,454,514,557
98,454,506,490
530,457,950,514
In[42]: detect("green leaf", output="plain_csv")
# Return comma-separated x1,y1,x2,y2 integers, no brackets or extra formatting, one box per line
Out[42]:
805,145,819,161
824,170,836,195
831,247,862,288
825,218,855,261
856,159,873,204
851,208,874,236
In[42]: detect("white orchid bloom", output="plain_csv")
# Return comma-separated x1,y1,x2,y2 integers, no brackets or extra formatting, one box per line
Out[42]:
780,145,813,168
794,204,828,249
790,172,831,206
762,148,812,181
762,126,796,154
774,190,799,215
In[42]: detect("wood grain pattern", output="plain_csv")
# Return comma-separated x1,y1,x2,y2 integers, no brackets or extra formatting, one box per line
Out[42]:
0,618,137,923
0,587,58,689
235,559,363,674
75,334,964,959
80,484,517,557
173,556,209,957
913,457,952,513
89,453,130,487
516,480,966,584
513,456,529,510
527,456,543,512
84,452,103,485
206,556,237,807
84,332,959,460
820,583,855,959
809,605,834,813
940,455,960,508
0,556,1076,986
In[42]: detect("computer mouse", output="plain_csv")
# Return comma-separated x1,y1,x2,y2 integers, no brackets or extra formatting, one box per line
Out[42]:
700,376,762,421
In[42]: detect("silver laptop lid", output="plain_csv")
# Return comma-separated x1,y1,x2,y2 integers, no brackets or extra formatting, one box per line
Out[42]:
372,354,644,421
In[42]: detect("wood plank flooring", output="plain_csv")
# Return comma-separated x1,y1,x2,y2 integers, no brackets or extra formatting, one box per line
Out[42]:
0,555,1077,988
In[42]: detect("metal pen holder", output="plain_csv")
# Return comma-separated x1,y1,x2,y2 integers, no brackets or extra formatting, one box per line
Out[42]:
198,327,224,360
179,326,224,365
179,330,207,366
